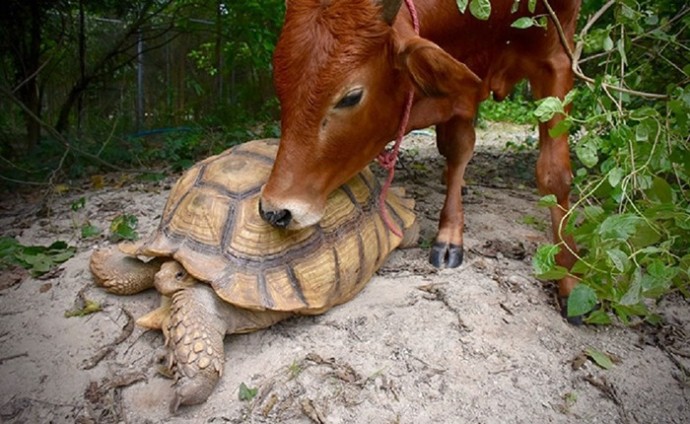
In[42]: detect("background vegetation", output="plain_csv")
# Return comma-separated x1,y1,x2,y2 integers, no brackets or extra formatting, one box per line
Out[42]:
0,0,283,184
0,0,688,324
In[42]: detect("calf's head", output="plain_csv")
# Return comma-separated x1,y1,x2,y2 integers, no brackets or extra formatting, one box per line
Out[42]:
260,0,481,229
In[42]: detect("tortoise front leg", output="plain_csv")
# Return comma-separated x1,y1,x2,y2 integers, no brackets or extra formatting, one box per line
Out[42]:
167,284,227,412
166,284,291,412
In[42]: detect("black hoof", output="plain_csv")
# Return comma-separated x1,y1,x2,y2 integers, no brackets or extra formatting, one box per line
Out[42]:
429,242,464,268
559,297,585,326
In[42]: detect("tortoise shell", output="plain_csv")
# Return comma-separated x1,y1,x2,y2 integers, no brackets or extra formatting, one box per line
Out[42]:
125,139,416,314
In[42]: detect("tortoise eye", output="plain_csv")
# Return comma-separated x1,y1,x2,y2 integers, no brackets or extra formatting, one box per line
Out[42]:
335,89,363,109
175,271,185,280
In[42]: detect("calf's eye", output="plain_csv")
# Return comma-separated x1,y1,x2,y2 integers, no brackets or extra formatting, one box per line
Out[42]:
335,89,363,109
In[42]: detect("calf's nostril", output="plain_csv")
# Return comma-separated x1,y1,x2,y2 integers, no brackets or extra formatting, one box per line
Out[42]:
258,201,292,228
271,208,292,228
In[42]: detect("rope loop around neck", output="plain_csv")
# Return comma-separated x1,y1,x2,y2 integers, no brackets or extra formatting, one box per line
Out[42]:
376,0,419,238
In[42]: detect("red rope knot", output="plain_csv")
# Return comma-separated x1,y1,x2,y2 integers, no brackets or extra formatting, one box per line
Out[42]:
377,149,398,171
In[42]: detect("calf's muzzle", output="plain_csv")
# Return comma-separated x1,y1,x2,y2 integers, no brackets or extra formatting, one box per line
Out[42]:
258,200,292,229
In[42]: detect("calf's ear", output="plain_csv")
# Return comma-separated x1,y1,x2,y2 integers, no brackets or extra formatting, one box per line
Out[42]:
399,37,481,99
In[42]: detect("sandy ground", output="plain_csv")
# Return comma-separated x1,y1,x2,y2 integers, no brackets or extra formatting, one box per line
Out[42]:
1,123,689,423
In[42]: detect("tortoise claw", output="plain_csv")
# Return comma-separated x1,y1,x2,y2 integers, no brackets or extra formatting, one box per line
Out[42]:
169,371,218,413
429,242,464,269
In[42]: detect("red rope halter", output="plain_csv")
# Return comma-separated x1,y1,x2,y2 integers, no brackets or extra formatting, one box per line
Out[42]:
377,0,419,237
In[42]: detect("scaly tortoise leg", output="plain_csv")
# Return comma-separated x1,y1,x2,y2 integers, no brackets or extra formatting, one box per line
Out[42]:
167,284,228,412
165,280,291,412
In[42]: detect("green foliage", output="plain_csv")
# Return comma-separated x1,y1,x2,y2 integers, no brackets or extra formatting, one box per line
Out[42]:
64,299,102,318
0,0,285,190
81,224,102,239
478,82,536,125
584,347,614,370
70,196,102,239
0,237,76,277
533,244,569,280
532,0,689,324
469,0,491,21
109,214,139,241
238,382,258,401
512,16,547,29
456,0,491,21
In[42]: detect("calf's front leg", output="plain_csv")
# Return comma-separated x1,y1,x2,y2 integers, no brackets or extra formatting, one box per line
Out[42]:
430,117,475,268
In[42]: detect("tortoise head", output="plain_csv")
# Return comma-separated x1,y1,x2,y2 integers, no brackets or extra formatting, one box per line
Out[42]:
154,261,197,295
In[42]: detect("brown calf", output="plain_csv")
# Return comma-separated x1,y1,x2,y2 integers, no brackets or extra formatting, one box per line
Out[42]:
259,0,582,320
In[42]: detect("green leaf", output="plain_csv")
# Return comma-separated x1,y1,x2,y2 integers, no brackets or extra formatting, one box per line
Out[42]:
532,244,568,280
629,221,661,248
49,248,77,264
533,243,558,273
616,39,627,66
585,347,614,370
238,382,258,401
81,224,102,239
511,17,535,29
563,89,576,106
607,248,629,272
620,270,642,305
528,0,537,13
583,205,605,220
602,36,614,51
456,0,469,13
64,299,102,318
539,265,569,280
599,214,643,241
19,253,53,276
607,167,624,188
533,97,564,122
642,260,676,298
585,309,612,325
646,177,673,204
110,214,139,241
567,284,598,317
629,107,658,120
635,124,649,142
570,259,590,274
0,237,20,267
537,194,558,208
575,142,598,168
71,197,86,212
48,241,69,251
548,119,571,138
9,240,75,276
469,0,491,20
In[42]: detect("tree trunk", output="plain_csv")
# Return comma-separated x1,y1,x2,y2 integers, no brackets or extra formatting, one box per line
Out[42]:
20,0,43,151
77,0,86,133
55,77,91,134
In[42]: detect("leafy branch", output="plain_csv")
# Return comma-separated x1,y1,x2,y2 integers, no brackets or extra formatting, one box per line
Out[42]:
542,0,668,100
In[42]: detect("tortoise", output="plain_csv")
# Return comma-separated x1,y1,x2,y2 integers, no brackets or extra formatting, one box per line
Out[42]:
89,139,417,411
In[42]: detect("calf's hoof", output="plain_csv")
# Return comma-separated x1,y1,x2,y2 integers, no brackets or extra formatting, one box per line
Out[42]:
429,242,463,268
